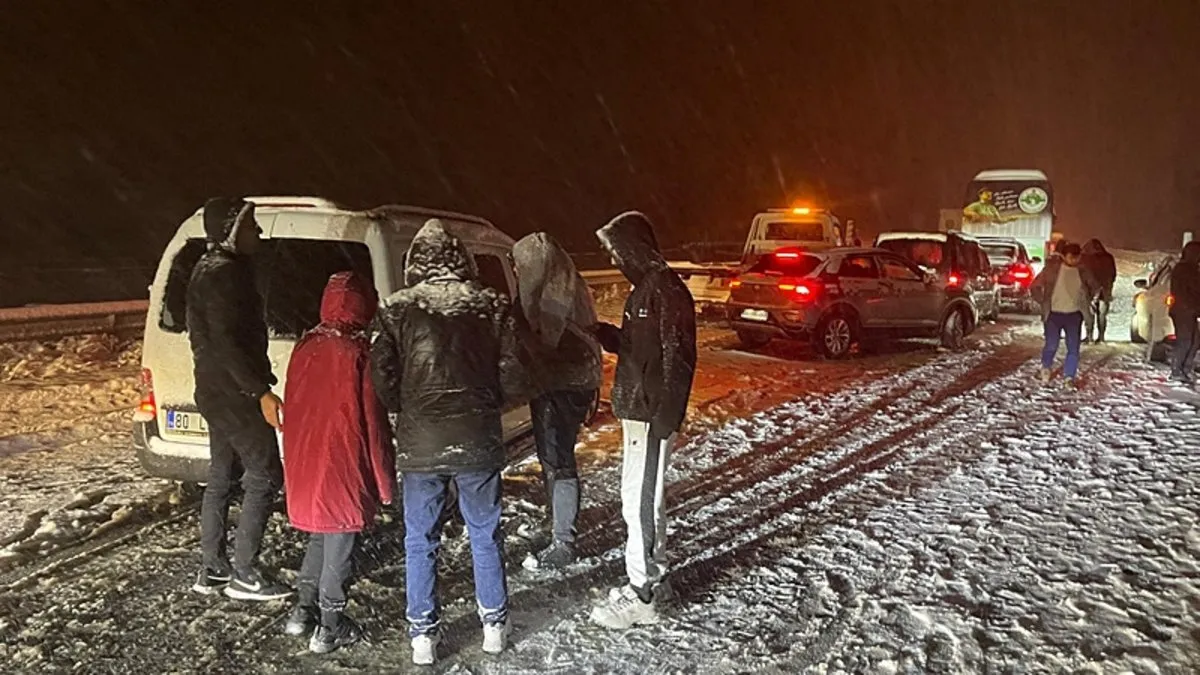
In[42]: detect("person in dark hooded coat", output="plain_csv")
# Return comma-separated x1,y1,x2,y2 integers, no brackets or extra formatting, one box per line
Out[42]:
369,219,526,665
1081,238,1118,343
588,211,697,630
185,196,290,601
282,271,395,654
511,232,603,571
1169,241,1200,382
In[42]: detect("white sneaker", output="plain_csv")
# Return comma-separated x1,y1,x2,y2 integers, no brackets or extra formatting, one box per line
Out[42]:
590,585,658,629
482,621,510,654
411,633,439,666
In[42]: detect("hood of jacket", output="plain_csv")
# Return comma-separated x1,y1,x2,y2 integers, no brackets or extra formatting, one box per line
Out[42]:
318,271,377,332
596,211,668,285
512,232,598,348
403,219,478,287
1083,239,1108,255
1183,242,1200,265
384,219,507,322
203,196,256,254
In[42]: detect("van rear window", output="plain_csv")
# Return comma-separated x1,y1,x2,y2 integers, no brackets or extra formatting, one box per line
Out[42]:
764,221,825,241
748,253,823,276
158,239,374,339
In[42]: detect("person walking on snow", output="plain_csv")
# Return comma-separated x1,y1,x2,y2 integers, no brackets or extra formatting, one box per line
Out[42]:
1030,241,1099,388
281,272,395,654
1081,239,1117,343
370,220,528,666
511,232,604,571
186,196,290,600
589,212,697,630
1168,241,1200,383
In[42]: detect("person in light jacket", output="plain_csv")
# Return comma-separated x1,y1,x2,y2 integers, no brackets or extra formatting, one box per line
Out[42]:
1030,241,1099,387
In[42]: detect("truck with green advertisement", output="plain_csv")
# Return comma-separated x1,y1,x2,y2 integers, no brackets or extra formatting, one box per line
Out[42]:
959,169,1054,261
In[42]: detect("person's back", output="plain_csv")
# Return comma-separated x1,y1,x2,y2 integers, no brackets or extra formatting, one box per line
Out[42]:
283,271,393,653
1080,239,1117,342
1168,242,1200,381
369,219,525,665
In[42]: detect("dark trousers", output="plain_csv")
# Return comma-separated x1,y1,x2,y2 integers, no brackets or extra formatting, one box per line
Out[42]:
297,532,356,628
200,419,283,573
1087,295,1111,342
1042,311,1084,379
1172,311,1200,375
531,389,595,544
403,470,507,637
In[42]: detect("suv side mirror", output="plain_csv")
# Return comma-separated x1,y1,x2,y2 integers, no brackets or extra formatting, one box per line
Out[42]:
1134,279,1149,289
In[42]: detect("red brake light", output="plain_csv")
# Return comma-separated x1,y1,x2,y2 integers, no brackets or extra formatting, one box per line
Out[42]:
777,279,819,302
947,273,962,287
1012,270,1031,280
775,251,801,259
137,368,156,417
730,279,743,289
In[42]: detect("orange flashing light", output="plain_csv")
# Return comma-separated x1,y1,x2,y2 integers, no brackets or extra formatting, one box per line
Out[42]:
792,207,811,215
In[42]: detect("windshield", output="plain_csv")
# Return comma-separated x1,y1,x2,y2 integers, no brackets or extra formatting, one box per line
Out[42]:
982,243,1018,264
748,253,823,276
876,239,947,270
763,220,825,241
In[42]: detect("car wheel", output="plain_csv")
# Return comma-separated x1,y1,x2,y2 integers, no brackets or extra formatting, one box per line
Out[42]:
736,330,771,349
816,314,856,359
940,308,967,350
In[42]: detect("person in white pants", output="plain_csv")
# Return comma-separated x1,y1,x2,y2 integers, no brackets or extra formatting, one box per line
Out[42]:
590,212,697,629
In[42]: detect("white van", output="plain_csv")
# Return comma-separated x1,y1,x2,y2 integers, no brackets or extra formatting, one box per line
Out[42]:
133,197,532,483
740,208,845,264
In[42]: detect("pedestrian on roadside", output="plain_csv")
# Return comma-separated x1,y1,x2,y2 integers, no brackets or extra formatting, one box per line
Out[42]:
1168,241,1200,383
1081,239,1117,343
589,211,697,630
1030,241,1099,388
511,232,604,571
370,220,528,666
281,272,395,654
186,196,290,600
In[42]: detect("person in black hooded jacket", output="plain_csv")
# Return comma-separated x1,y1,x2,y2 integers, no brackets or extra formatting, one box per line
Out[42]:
1169,241,1200,382
185,196,290,601
369,219,527,664
1081,238,1118,343
588,211,697,630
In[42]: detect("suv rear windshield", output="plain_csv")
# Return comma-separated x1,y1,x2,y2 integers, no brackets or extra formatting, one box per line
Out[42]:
763,220,825,241
160,238,374,339
748,253,823,276
876,239,946,270
982,243,1018,264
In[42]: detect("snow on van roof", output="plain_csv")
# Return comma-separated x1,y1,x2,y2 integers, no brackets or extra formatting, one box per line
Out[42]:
972,169,1049,181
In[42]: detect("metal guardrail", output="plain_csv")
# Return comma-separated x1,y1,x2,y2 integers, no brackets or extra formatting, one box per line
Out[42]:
0,273,646,343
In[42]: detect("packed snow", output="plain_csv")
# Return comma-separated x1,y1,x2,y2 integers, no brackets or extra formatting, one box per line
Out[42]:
1,252,1198,673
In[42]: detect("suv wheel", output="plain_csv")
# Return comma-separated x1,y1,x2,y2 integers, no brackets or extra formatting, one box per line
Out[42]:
736,330,771,349
816,314,856,359
940,308,967,350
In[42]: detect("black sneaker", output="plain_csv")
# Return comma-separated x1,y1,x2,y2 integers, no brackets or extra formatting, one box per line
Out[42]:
284,604,318,636
309,616,363,654
223,568,293,602
534,542,577,570
191,566,232,595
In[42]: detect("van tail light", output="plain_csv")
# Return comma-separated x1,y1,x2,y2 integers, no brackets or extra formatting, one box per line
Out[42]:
1167,293,1176,308
135,368,157,422
778,279,819,302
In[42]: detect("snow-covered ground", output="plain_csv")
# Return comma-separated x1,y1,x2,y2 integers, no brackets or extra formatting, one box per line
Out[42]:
1,253,1198,673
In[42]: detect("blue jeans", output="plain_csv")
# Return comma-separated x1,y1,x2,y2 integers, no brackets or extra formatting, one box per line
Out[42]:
1042,311,1084,378
403,470,507,637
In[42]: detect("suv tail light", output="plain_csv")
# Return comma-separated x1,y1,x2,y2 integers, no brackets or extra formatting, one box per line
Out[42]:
947,272,963,288
778,279,820,302
730,279,743,289
1167,293,1176,308
135,368,157,422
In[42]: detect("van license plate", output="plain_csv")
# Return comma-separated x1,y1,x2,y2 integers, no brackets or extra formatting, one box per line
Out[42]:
741,309,769,322
165,409,209,436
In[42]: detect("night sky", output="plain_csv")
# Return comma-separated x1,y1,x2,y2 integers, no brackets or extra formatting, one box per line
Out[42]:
2,0,1199,274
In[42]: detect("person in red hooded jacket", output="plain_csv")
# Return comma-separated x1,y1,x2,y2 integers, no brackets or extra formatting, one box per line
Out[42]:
280,271,395,654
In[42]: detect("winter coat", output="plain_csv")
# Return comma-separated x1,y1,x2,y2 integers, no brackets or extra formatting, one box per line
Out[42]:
186,197,276,431
1170,242,1200,318
284,272,395,534
1081,239,1118,300
1030,256,1100,322
595,212,697,438
511,232,603,395
369,219,528,474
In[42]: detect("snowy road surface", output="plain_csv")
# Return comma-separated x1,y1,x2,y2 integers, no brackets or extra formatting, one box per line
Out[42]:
2,262,1200,673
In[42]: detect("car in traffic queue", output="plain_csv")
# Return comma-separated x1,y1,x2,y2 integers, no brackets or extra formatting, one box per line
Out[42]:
977,235,1040,313
725,246,980,358
1130,254,1178,362
873,231,1002,321
134,197,536,484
